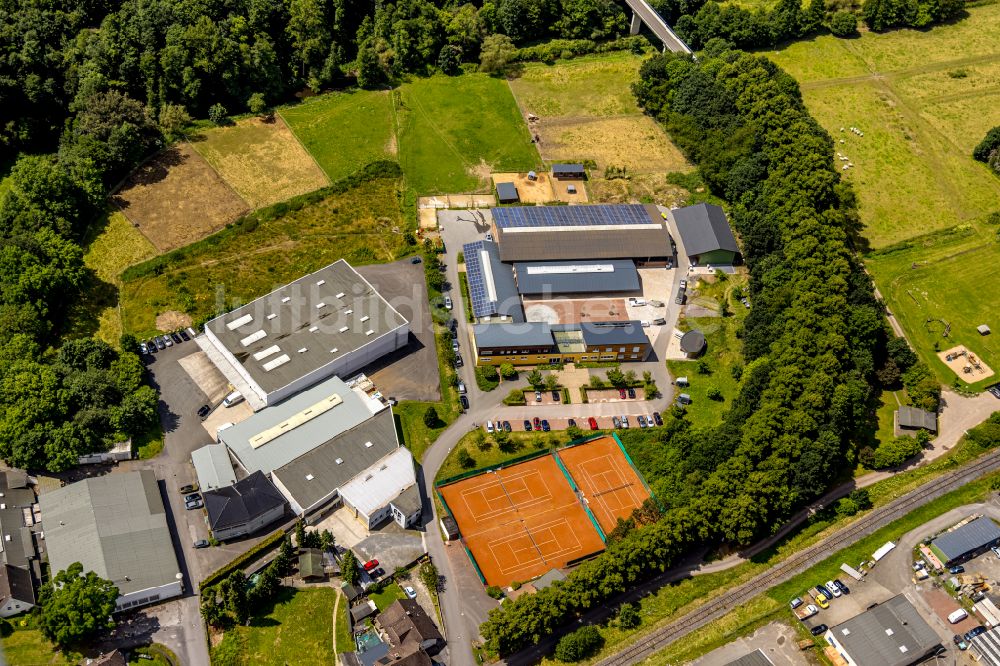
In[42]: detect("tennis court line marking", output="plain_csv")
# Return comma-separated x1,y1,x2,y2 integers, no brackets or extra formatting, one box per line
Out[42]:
572,454,643,527
486,516,586,576
456,468,556,525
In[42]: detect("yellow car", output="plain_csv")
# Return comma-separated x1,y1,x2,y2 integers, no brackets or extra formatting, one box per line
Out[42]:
815,593,829,609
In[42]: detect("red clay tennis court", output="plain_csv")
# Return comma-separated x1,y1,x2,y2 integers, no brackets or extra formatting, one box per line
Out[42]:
557,436,651,533
439,455,605,587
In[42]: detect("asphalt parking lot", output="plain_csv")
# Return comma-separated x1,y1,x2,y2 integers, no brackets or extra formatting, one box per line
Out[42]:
799,577,894,632
357,259,440,402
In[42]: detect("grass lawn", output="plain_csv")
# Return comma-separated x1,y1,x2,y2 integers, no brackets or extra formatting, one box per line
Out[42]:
667,275,748,428
211,587,335,666
119,176,410,337
280,91,396,183
866,226,1000,388
190,116,329,209
127,644,177,666
0,628,76,666
133,424,165,459
335,590,353,654
371,582,407,611
397,75,540,194
436,430,567,483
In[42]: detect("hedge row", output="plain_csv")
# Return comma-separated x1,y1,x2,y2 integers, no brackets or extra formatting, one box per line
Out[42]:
200,528,285,590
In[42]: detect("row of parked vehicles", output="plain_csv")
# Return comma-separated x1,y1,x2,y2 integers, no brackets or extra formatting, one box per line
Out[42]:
790,578,852,636
139,327,198,354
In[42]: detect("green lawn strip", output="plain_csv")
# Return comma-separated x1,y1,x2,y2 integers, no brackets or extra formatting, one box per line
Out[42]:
508,53,647,118
0,626,77,666
128,644,178,666
119,174,409,337
397,75,540,195
133,423,164,459
475,367,499,392
335,590,354,653
210,587,335,666
866,226,1000,389
458,272,474,323
279,90,396,183
370,582,407,612
437,430,567,482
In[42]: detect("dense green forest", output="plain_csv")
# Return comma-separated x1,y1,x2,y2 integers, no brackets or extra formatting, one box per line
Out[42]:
479,44,944,655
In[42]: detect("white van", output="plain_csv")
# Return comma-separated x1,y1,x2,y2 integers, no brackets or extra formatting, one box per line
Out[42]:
223,391,244,408
948,608,969,624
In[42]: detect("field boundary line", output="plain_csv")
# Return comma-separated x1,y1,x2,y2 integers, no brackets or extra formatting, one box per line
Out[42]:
274,110,335,187
177,139,253,214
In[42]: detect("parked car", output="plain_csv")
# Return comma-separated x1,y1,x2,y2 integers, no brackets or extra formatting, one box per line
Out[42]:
955,634,970,650
949,609,969,624
588,417,598,430
992,546,1000,558
679,279,687,290
971,590,986,602
459,395,469,410
443,296,453,310
363,559,379,572
675,292,685,305
636,415,646,428
449,318,457,331
193,539,209,549
825,580,841,598
950,565,966,574
155,337,166,350
146,339,158,353
627,387,636,399
524,420,532,431
653,318,667,326
163,335,173,347
533,417,541,430
185,499,203,510
179,329,191,341
965,626,987,641
833,579,850,595
810,624,828,636
790,597,803,609
450,328,457,339
410,257,422,264
540,420,550,432
454,354,463,368
197,404,211,419
404,586,417,599
568,418,577,428
139,341,149,354
180,483,199,494
814,593,829,609
653,412,663,426
452,340,459,352
458,381,466,394
816,584,833,599
184,493,201,503
987,384,1000,399
620,415,629,429
503,421,511,432
612,416,621,428
618,388,627,399
535,391,542,402
486,421,494,433
223,391,244,408
170,332,182,344
552,390,560,402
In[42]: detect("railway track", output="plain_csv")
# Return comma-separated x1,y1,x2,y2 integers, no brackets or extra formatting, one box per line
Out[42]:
594,448,1000,666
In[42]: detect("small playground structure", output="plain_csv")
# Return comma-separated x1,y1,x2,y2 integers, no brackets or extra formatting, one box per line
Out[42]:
938,345,995,382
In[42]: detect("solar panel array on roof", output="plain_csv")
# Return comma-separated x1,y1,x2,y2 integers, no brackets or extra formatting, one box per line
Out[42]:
493,204,655,229
463,241,494,318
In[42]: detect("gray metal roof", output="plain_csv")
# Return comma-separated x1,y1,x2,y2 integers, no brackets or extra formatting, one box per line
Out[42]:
0,563,35,606
0,508,32,568
204,259,408,396
551,164,585,174
723,650,774,666
513,259,639,295
533,568,566,590
39,470,181,597
219,375,386,475
827,595,940,666
579,321,650,347
680,330,706,353
203,471,286,531
473,322,554,350
496,182,518,202
897,406,937,432
191,444,238,491
494,205,672,263
270,407,399,513
932,517,1000,563
463,240,524,322
391,483,422,516
972,626,1000,666
672,203,739,257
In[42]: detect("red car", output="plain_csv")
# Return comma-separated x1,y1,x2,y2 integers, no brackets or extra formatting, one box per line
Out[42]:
618,388,627,399
363,559,379,572
533,417,541,430
588,417,599,430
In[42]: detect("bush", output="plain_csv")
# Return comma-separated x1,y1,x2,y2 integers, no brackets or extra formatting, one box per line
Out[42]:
554,626,604,662
849,488,872,510
829,11,859,36
617,603,641,629
423,406,441,428
974,126,1000,163
457,448,476,469
499,363,517,379
696,360,711,375
208,103,228,125
871,436,923,469
486,585,505,599
707,387,723,401
503,389,527,406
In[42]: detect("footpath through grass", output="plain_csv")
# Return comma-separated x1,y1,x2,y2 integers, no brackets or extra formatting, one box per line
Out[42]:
211,587,336,666
119,174,410,337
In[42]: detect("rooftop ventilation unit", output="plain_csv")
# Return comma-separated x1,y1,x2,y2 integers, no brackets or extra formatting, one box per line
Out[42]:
335,292,345,299
267,313,277,320
262,354,291,371
249,393,342,448
316,279,326,286
330,347,339,354
253,345,281,361
366,330,375,336
335,458,343,465
344,309,353,315
360,315,369,323
227,313,253,330
339,326,349,333
306,474,314,481
365,441,373,448
281,296,291,303
297,347,307,353
316,302,326,309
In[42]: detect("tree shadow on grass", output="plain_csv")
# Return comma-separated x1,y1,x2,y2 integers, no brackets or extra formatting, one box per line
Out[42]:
61,268,119,342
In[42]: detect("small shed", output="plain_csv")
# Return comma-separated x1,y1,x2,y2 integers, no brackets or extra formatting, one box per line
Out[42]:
299,548,325,581
551,163,586,180
496,182,519,204
440,516,460,541
677,393,692,405
979,325,991,336
341,581,363,602
351,599,377,623
679,330,706,357
895,405,937,435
